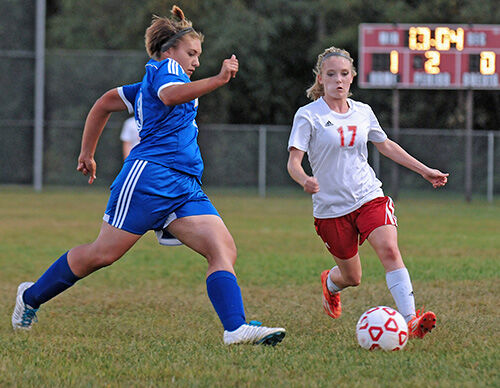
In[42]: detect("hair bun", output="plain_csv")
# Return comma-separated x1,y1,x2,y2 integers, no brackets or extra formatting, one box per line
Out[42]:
171,5,185,20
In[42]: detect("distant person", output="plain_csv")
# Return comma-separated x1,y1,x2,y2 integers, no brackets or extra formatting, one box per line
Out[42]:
120,116,141,159
287,46,448,339
12,5,285,346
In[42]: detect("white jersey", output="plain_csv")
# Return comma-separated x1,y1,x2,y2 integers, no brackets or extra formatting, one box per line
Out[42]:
120,117,140,148
288,97,388,218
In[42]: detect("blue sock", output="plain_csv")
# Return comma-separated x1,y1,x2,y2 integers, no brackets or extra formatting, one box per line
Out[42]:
206,271,246,331
23,252,80,309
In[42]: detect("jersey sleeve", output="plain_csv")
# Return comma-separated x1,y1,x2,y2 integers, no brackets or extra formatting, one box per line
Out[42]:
288,108,313,152
117,82,141,114
154,59,188,98
367,106,388,143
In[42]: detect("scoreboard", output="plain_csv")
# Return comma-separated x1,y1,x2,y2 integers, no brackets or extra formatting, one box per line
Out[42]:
358,23,500,89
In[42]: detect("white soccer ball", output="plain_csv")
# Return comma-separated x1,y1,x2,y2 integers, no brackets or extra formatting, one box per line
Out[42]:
356,306,409,351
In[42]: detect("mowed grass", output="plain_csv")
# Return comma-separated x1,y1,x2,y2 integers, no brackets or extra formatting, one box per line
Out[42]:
0,186,498,387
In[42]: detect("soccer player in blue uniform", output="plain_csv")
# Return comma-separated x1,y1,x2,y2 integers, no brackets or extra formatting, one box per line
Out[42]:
12,5,285,346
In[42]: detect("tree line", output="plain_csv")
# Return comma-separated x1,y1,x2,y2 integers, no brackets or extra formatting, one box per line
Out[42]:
8,0,500,129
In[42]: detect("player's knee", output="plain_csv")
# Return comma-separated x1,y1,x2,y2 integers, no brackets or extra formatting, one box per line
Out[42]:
219,242,237,266
205,240,237,267
380,245,401,263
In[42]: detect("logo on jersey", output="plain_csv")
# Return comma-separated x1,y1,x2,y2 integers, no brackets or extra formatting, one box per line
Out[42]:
136,92,143,131
325,120,334,127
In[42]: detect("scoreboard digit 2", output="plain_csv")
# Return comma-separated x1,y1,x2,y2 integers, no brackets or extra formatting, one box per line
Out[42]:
358,23,500,89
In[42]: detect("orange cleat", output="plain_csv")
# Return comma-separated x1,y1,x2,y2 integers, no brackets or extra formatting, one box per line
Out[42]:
408,309,436,338
321,270,342,319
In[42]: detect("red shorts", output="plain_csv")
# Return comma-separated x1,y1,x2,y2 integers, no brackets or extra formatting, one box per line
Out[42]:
314,196,397,260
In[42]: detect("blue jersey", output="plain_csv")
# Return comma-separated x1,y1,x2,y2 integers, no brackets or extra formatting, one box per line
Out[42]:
117,58,203,180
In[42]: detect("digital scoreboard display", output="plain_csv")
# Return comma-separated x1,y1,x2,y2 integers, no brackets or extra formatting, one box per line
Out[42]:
358,23,500,89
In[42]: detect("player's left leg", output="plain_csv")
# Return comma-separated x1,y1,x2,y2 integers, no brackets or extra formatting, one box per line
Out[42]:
367,225,413,318
367,225,436,338
168,213,285,345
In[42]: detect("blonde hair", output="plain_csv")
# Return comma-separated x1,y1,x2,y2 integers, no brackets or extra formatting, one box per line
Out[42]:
145,5,204,60
306,46,357,101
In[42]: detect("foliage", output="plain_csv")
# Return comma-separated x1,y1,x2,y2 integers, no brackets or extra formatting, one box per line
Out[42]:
42,0,500,128
0,0,496,128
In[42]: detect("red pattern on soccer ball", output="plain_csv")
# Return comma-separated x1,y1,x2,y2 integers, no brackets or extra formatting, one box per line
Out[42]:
368,326,383,341
384,317,398,332
382,307,397,316
399,330,408,345
356,306,409,351
358,316,369,330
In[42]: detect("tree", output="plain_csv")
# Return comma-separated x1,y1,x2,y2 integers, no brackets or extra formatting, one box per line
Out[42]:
44,0,500,129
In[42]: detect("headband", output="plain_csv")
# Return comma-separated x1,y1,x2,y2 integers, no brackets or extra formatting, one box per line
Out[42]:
322,51,352,62
160,27,194,52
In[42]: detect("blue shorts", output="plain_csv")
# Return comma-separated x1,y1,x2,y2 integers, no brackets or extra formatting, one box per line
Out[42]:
103,159,219,235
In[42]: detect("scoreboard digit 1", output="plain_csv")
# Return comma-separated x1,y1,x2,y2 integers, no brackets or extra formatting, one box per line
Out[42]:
358,23,500,89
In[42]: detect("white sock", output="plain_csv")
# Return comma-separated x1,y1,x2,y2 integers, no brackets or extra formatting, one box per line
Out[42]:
327,266,343,294
386,267,415,322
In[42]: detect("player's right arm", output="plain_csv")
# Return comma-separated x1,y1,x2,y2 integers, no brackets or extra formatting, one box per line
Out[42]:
287,109,319,194
77,88,128,184
159,55,238,106
287,147,320,194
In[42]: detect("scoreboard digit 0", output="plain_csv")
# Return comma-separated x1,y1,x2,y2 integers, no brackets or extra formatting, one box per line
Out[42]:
358,23,500,89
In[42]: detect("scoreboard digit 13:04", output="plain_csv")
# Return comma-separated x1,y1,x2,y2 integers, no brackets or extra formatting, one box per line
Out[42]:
358,23,500,89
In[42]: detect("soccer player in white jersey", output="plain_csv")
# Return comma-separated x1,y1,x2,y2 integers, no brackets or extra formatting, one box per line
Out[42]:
287,46,449,339
120,116,140,159
12,5,285,346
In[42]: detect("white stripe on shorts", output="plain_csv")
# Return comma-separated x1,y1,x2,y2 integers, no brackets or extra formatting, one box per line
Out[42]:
112,160,148,229
385,197,398,226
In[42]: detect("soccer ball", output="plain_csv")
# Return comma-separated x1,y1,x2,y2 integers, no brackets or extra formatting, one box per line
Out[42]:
356,306,408,351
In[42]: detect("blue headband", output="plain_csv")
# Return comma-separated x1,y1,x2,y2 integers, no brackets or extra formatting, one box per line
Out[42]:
161,27,194,52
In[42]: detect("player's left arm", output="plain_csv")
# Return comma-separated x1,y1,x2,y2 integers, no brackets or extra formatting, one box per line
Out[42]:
374,139,449,188
159,55,238,106
77,88,128,184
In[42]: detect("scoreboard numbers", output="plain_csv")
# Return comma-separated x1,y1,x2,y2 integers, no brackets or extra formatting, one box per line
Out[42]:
359,24,500,89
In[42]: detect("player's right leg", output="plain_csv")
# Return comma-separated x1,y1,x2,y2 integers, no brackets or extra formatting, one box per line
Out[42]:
12,222,141,330
321,254,362,319
314,216,362,319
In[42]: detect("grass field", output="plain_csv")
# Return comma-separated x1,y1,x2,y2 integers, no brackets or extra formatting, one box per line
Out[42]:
0,186,498,387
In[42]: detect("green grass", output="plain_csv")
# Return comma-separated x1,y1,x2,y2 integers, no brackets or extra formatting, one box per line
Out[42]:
1,186,499,387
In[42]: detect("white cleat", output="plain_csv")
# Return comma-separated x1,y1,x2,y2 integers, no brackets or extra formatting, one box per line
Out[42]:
12,282,38,330
223,320,286,346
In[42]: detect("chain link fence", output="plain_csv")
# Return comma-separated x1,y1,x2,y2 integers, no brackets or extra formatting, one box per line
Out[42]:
1,46,498,199
1,116,499,199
